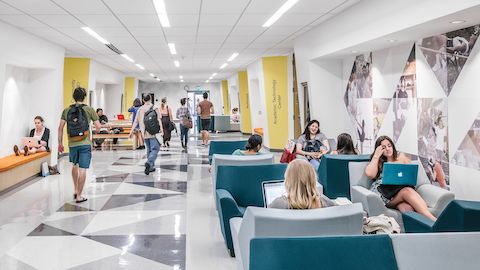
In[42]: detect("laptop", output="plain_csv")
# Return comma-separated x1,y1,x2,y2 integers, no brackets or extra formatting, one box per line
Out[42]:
382,163,418,186
22,137,40,148
262,180,322,207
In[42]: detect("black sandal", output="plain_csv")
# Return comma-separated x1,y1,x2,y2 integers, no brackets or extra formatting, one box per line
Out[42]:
75,197,88,203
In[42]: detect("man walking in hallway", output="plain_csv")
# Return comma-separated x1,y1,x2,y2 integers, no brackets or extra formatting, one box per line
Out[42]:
197,92,214,146
58,87,101,203
130,94,164,175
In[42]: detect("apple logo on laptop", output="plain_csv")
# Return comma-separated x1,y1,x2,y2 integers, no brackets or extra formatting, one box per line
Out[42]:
398,172,403,177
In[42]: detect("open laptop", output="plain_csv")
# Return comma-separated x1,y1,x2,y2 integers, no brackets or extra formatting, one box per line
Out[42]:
262,180,322,207
22,137,40,148
382,163,418,186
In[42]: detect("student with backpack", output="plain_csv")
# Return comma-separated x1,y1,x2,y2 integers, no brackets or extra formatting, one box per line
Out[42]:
58,87,101,203
129,94,164,175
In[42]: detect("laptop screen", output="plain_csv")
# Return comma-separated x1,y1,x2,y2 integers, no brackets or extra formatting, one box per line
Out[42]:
262,180,286,207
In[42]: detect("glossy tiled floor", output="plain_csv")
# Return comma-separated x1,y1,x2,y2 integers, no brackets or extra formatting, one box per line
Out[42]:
0,132,247,269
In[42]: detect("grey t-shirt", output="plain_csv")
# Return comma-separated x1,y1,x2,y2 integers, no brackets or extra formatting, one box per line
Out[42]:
297,133,328,151
268,195,332,209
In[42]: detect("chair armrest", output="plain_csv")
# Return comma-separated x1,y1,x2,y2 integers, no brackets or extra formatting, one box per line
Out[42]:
416,184,454,216
351,185,386,216
402,211,435,233
216,189,243,250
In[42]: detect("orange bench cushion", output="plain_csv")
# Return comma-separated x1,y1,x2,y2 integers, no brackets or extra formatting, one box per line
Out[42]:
0,152,50,172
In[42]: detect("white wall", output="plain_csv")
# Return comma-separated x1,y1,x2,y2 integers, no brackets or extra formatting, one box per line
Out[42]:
247,59,269,145
227,75,239,112
88,61,124,118
0,21,64,164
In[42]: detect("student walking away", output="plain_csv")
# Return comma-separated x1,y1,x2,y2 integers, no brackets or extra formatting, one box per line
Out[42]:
14,116,50,156
128,98,145,149
197,92,214,146
58,87,101,203
160,97,173,147
129,94,163,175
176,97,192,149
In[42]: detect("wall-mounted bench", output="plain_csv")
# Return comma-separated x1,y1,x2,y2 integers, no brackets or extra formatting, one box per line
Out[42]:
0,152,50,193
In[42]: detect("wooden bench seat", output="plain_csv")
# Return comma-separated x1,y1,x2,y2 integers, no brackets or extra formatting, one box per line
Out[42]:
0,152,50,193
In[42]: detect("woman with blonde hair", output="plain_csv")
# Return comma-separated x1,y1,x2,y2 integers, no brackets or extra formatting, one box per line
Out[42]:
269,159,325,209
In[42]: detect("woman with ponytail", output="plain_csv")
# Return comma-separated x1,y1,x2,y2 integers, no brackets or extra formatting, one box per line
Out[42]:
232,134,263,155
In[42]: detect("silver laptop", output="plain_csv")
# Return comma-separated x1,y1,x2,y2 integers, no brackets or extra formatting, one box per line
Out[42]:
262,180,286,207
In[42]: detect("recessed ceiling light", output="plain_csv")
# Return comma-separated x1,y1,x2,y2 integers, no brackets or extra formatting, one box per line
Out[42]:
209,77,213,80
212,72,217,77
174,60,180,67
135,64,145,70
227,52,239,62
168,43,177,55
388,39,397,43
450,20,465,24
121,54,134,63
156,78,161,81
152,0,171,27
205,80,209,83
351,50,358,54
180,79,184,82
81,27,109,44
262,0,299,27
219,63,228,69
149,73,155,77
179,75,183,79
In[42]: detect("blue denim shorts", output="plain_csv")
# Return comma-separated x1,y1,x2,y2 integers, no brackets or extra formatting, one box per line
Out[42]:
69,145,92,169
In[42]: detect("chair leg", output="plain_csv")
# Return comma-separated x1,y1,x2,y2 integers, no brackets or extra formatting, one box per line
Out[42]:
229,249,235,257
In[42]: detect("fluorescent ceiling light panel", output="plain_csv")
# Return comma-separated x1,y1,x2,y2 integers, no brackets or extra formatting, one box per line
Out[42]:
121,54,134,63
136,64,145,70
149,73,155,77
179,75,183,79
156,78,161,81
450,20,465,24
209,77,213,80
180,79,184,82
262,0,299,27
81,27,109,44
168,43,177,55
227,53,239,62
219,63,228,69
212,73,217,77
174,60,180,67
205,80,209,83
153,0,171,27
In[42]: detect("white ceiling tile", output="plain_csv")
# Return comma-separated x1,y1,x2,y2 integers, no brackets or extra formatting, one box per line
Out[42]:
236,13,270,26
1,0,67,14
229,26,265,36
134,36,166,45
95,27,133,38
166,0,201,14
32,14,83,28
0,2,22,14
163,27,196,36
199,14,240,26
244,0,288,13
118,14,161,27
166,35,196,43
308,13,335,26
0,15,46,28
265,25,302,35
76,14,124,28
169,14,199,27
102,0,156,14
197,26,231,36
274,13,325,26
202,0,250,14
290,0,354,14
129,27,164,37
196,35,226,43
54,0,111,14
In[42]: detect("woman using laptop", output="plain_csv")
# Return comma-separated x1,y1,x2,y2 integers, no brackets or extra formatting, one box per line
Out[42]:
365,135,436,221
13,116,50,156
269,159,328,209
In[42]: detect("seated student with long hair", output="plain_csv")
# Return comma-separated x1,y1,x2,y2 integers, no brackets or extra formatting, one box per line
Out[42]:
331,133,358,155
269,159,329,209
232,134,263,155
295,120,329,169
14,116,50,156
365,135,437,221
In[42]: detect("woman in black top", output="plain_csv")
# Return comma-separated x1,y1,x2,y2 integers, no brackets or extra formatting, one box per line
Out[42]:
14,116,50,156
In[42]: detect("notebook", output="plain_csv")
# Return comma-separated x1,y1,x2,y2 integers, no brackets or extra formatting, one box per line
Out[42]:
382,163,418,186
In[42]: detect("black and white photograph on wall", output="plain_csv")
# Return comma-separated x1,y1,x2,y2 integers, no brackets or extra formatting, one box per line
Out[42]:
417,98,449,188
392,46,416,142
452,113,480,171
419,24,480,96
344,53,373,119
373,98,391,140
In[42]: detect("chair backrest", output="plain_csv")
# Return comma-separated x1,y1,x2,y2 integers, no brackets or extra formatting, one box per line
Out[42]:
318,154,371,199
434,200,480,232
208,140,248,163
211,154,275,190
216,164,287,207
348,161,372,188
240,204,364,270
249,235,398,270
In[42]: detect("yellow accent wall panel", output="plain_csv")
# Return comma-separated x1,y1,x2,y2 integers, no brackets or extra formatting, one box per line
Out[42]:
238,71,252,133
262,56,289,150
222,80,230,115
124,77,135,114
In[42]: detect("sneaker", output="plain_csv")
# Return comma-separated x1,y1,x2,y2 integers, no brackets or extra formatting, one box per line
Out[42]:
144,162,151,175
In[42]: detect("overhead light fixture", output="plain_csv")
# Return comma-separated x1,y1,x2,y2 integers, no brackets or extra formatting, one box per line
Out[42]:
174,60,180,67
136,64,145,70
149,73,155,77
262,0,299,27
227,52,239,62
209,76,213,80
81,27,110,44
152,0,171,27
450,20,466,24
180,79,184,82
351,50,358,54
219,63,228,69
168,43,177,55
212,72,217,77
179,75,183,79
121,54,134,63
156,78,161,81
205,80,209,83
388,39,397,43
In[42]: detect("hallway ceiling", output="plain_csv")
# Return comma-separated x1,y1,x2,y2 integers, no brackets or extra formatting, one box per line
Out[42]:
0,0,359,82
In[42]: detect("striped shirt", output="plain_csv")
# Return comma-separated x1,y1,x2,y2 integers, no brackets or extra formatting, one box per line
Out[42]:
176,106,190,120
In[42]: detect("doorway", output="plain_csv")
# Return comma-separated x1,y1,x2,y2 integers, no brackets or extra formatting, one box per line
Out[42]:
187,90,210,133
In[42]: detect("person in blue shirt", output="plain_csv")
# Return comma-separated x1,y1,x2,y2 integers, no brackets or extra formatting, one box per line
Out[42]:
128,98,145,149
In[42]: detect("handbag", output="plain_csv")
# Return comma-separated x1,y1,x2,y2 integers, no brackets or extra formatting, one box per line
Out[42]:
280,140,297,163
168,121,175,132
182,116,193,129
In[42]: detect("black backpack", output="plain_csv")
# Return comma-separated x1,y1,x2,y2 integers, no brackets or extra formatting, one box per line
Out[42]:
67,104,90,141
144,105,160,135
303,139,322,153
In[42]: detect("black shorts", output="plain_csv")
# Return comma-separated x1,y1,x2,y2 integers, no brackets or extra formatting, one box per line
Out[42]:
201,119,211,131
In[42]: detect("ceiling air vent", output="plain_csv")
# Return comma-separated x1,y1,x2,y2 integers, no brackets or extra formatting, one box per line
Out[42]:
105,44,122,55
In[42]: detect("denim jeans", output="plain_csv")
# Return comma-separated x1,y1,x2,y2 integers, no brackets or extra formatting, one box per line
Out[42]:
180,124,189,146
144,137,160,167
309,159,320,170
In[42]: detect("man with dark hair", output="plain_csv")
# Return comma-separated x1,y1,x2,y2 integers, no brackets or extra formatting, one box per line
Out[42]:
130,94,163,175
197,92,214,146
58,87,101,203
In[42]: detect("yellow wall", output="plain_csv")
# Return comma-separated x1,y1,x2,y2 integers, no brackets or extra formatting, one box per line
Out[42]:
238,71,252,134
222,80,230,115
63,58,91,150
124,77,135,116
262,56,289,150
